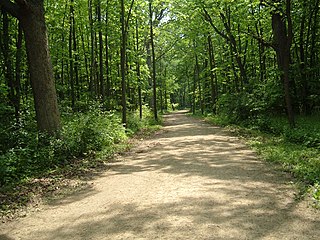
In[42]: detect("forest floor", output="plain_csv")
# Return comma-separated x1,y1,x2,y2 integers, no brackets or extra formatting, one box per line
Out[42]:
0,111,319,240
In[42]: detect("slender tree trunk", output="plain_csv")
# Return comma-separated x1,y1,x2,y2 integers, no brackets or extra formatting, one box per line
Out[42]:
15,22,23,121
149,0,158,121
309,0,320,84
80,27,90,94
192,64,196,115
195,54,203,115
88,0,95,97
159,57,163,113
207,34,217,113
255,5,266,83
135,18,142,119
69,0,75,110
72,9,80,103
97,0,104,102
1,10,15,113
120,0,127,124
299,1,308,115
164,67,168,111
105,2,111,109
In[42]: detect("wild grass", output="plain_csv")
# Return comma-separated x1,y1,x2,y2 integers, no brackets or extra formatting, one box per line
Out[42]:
204,113,320,208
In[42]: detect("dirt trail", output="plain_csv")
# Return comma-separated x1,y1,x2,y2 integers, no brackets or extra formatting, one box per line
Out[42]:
0,111,319,240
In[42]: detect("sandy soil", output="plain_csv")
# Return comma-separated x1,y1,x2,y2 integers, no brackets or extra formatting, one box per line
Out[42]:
0,111,319,240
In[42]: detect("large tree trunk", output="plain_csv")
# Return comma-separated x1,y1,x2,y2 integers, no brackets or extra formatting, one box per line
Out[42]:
1,0,61,134
271,0,295,127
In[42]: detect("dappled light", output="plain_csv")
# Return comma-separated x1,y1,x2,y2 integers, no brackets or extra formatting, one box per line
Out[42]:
1,0,320,238
1,112,318,239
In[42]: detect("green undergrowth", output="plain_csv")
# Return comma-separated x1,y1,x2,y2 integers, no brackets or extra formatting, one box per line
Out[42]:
201,113,320,208
0,107,162,216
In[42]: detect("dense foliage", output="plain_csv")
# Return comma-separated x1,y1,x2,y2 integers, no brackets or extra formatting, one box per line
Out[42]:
0,106,159,187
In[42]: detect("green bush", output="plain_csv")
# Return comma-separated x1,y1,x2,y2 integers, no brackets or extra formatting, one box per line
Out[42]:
0,105,161,187
126,106,161,135
0,109,128,186
216,92,269,124
59,110,127,158
205,112,320,201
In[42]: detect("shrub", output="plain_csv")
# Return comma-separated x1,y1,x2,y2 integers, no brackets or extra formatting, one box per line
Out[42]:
126,106,161,135
0,109,128,187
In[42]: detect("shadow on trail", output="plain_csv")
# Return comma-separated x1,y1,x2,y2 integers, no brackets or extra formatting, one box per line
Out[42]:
27,196,318,240
17,111,320,240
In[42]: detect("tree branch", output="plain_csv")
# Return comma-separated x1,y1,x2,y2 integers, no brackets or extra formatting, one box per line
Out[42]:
0,0,21,18
125,0,135,34
155,38,180,62
247,29,275,49
202,8,229,41
156,8,166,21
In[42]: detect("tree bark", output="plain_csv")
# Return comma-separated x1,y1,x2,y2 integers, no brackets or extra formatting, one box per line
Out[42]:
299,1,308,115
15,22,23,121
271,0,295,127
88,0,95,97
207,34,217,113
1,0,61,134
149,0,158,121
135,18,142,119
105,2,111,109
120,0,127,124
1,9,15,112
69,0,75,110
97,0,104,102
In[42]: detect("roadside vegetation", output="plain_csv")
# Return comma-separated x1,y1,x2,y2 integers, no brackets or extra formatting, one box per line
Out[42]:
198,111,320,208
0,105,161,218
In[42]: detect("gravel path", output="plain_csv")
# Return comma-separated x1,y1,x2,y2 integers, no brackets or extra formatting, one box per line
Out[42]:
0,111,319,240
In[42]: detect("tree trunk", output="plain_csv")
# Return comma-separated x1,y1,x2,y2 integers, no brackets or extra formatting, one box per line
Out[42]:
72,8,80,103
192,64,196,115
135,18,143,119
97,0,104,102
271,0,295,127
149,0,158,121
207,34,217,113
88,0,95,97
69,0,75,110
299,1,308,115
105,2,111,109
1,10,15,114
120,0,127,124
309,0,320,86
0,0,61,134
15,22,23,121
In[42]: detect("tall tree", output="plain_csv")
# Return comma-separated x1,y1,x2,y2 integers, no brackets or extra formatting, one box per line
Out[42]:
0,0,61,135
120,0,127,124
120,0,135,124
149,0,158,121
271,0,295,127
